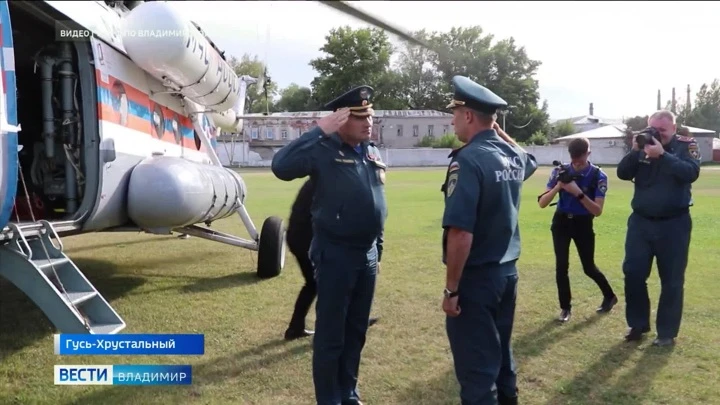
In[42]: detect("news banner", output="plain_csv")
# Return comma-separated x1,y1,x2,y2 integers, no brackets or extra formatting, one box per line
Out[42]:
54,334,204,386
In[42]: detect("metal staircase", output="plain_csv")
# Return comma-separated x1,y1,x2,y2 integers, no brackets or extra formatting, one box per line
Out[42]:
0,220,125,334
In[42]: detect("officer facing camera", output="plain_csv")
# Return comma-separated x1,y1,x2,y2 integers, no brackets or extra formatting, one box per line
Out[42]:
538,137,618,323
617,110,700,347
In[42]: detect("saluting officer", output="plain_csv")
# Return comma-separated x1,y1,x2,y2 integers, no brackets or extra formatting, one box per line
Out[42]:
283,178,379,341
441,75,538,405
617,110,701,347
538,137,618,323
271,85,387,405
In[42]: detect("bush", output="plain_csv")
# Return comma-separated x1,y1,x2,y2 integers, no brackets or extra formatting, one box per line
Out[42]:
527,131,549,145
415,134,464,149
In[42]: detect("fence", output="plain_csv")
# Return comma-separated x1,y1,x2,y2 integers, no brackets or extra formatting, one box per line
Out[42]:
215,141,630,167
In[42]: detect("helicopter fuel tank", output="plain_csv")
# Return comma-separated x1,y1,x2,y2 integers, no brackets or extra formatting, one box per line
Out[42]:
120,1,241,112
127,156,247,230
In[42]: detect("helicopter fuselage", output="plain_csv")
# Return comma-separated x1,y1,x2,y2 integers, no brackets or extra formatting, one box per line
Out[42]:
0,0,249,240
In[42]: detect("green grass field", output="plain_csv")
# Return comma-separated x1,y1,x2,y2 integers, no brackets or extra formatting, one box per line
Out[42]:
1,165,720,405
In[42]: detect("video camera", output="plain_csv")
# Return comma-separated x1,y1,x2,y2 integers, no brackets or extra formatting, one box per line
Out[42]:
633,126,661,148
552,160,582,184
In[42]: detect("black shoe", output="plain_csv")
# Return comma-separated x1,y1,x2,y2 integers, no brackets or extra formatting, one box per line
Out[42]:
368,317,379,327
558,309,571,323
597,295,618,313
498,389,518,405
284,328,314,341
652,337,675,347
624,326,650,341
498,394,518,405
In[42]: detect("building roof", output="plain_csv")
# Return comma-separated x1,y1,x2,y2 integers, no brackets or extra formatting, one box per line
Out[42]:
243,110,452,119
555,123,717,141
551,115,624,126
555,124,628,140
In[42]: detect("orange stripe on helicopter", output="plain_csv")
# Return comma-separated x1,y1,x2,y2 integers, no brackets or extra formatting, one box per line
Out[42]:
94,69,209,152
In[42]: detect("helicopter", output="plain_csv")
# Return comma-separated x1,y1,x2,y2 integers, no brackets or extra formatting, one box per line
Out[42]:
0,0,437,335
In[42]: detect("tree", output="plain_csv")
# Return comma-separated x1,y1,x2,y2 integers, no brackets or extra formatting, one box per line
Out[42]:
684,79,720,133
624,115,649,131
418,27,550,141
393,30,446,110
551,120,577,138
309,27,401,109
228,54,278,114
275,83,319,112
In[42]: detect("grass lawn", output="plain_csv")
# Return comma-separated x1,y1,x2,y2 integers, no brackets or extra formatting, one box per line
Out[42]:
1,165,720,405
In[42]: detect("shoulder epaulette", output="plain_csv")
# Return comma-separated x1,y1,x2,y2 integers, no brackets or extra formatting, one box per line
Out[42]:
676,135,696,143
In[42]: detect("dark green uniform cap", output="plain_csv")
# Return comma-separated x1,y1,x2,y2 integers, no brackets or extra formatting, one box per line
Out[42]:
446,75,508,115
324,85,375,117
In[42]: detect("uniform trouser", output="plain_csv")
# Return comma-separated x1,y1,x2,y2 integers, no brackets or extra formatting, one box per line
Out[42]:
551,212,615,310
310,238,377,405
623,212,692,339
446,262,519,405
286,231,316,331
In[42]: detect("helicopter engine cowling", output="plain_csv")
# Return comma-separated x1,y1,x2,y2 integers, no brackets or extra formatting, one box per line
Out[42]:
120,1,241,113
127,156,247,230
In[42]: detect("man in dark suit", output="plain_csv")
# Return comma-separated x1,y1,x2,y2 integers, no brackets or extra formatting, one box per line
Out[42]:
284,178,379,341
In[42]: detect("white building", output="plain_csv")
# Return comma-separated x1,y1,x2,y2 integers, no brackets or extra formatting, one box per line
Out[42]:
554,124,717,164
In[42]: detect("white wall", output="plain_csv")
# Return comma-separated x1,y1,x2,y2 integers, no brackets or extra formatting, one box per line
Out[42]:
216,141,630,167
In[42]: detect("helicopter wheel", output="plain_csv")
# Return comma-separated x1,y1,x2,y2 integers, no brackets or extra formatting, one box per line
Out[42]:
256,216,286,279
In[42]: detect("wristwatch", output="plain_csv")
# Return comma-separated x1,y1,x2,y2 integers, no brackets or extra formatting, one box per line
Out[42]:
576,193,585,200
444,288,458,298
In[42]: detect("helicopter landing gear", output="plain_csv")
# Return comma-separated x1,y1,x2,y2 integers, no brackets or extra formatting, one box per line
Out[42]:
256,216,286,279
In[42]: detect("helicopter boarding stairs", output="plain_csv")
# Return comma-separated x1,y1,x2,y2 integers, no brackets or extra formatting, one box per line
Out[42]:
0,220,125,334
0,221,126,335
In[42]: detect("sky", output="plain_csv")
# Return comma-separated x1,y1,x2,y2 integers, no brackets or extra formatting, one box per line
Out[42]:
168,1,720,121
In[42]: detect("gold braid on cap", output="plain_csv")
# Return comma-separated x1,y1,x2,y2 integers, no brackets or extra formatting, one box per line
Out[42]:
349,106,374,117
446,99,466,108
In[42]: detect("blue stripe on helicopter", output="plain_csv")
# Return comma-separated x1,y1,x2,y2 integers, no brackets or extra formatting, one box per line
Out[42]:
97,86,197,140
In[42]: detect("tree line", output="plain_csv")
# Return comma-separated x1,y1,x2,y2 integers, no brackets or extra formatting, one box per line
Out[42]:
228,25,720,146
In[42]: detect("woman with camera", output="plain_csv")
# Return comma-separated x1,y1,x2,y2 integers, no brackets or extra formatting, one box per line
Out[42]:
537,137,618,322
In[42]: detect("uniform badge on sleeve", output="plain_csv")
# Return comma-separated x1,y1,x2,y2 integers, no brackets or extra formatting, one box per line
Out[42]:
688,142,700,160
447,172,459,197
598,179,608,194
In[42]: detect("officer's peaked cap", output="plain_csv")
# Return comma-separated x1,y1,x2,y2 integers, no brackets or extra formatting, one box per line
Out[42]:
324,85,374,117
446,75,508,115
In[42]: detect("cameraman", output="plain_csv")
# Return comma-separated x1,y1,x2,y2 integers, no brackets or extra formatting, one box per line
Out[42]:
538,137,618,323
617,110,701,346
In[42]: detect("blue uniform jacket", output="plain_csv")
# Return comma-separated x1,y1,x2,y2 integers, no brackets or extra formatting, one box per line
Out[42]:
616,134,701,218
441,129,538,268
271,127,387,261
547,164,608,215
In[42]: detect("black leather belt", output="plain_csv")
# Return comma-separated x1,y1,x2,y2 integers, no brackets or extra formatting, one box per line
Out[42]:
634,208,689,221
556,211,592,219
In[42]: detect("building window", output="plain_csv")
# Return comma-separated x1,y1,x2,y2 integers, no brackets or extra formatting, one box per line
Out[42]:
281,129,288,139
413,125,419,137
443,125,449,134
397,124,403,137
428,125,434,136
265,127,274,139
251,128,259,139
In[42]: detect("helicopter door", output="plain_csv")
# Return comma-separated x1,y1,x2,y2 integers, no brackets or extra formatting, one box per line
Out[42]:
0,0,20,231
